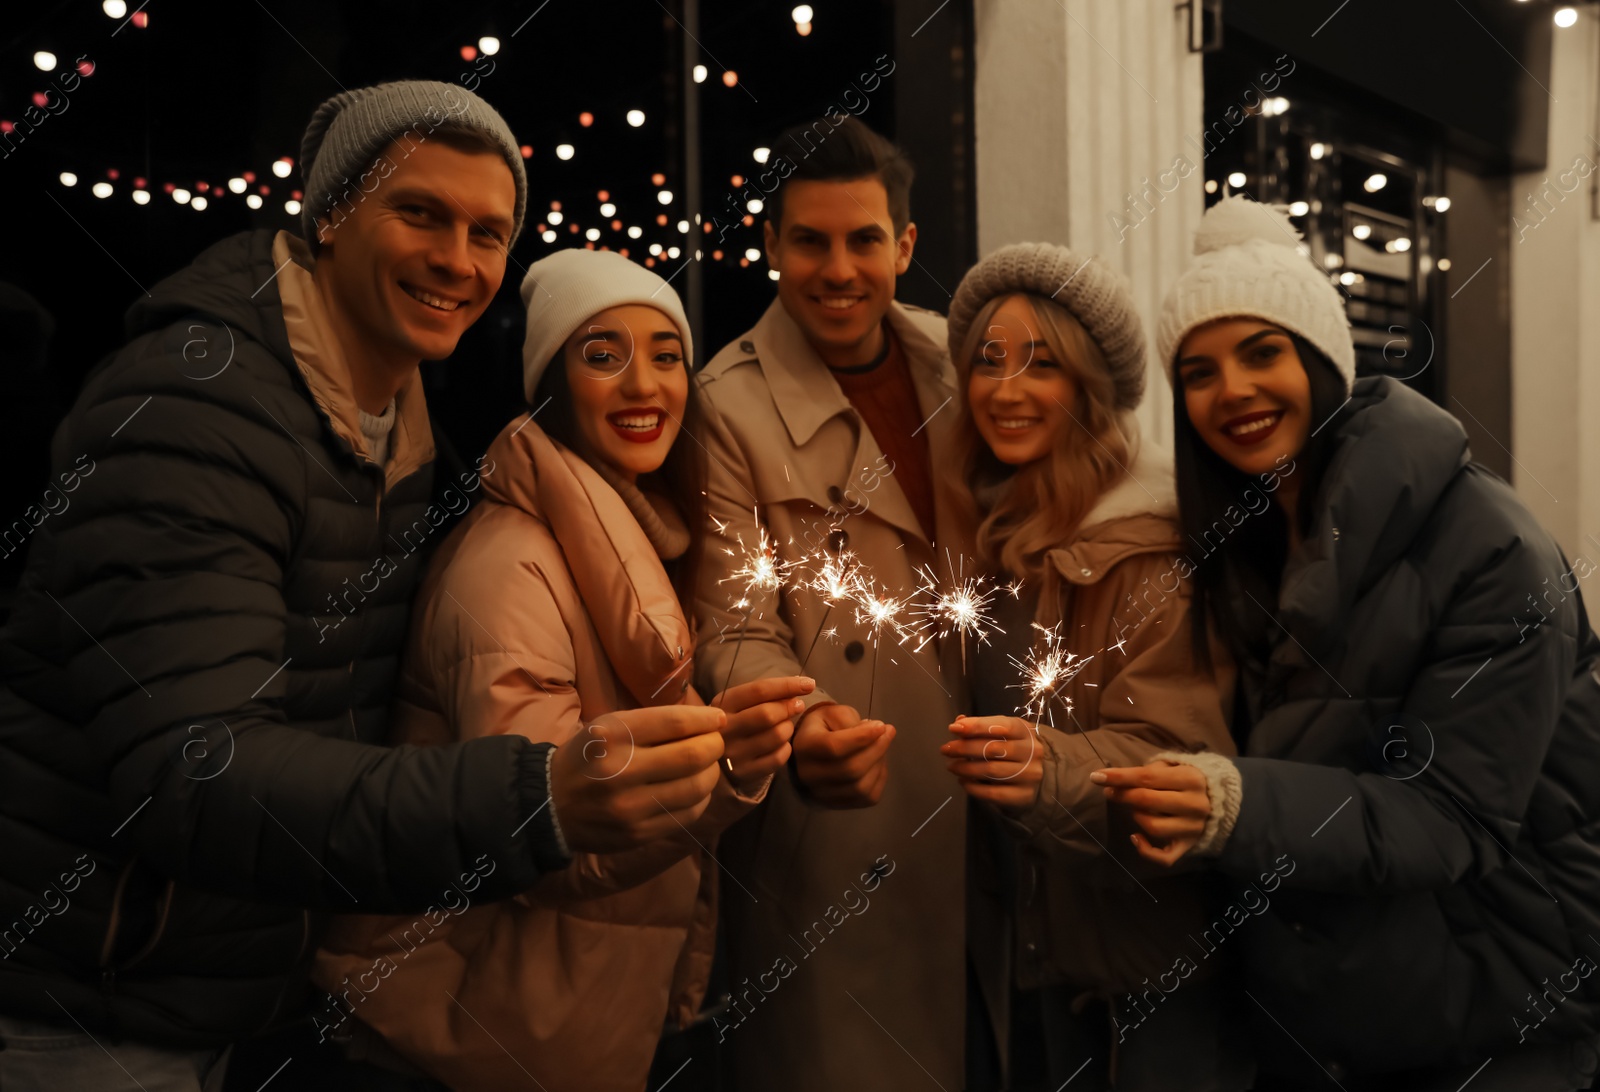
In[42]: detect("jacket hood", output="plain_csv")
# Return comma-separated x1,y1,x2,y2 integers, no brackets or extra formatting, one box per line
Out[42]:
1045,423,1182,585
481,413,694,704
1283,376,1470,654
124,229,290,362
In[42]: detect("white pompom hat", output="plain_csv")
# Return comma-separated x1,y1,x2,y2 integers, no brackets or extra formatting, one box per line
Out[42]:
519,248,693,404
1155,196,1355,393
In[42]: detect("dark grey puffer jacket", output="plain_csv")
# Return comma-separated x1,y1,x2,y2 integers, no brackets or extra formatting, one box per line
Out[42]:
0,229,566,1049
1215,377,1600,1079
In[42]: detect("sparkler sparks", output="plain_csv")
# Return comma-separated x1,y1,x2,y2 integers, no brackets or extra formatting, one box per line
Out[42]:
851,575,912,719
1009,621,1104,765
798,551,859,670
909,551,1004,669
717,511,799,695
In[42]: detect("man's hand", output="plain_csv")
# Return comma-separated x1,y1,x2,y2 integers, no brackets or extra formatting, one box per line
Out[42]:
940,715,1043,813
548,705,726,853
792,703,894,808
712,675,814,792
1090,760,1211,866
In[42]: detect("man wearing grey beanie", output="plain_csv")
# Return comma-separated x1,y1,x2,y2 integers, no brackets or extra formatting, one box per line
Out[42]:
0,80,730,1090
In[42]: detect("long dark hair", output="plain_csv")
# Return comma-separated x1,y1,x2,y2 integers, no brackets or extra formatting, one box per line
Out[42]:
1172,333,1351,673
532,353,708,611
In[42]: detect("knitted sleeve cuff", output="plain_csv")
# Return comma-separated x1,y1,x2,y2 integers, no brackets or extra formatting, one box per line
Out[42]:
1153,750,1242,857
542,744,571,858
512,742,570,873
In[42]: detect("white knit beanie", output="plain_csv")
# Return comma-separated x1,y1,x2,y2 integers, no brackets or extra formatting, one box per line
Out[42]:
948,242,1147,412
519,249,694,404
1155,197,1355,393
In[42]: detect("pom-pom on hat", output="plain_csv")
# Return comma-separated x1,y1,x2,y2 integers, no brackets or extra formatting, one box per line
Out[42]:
519,248,694,404
947,242,1148,412
1155,196,1355,392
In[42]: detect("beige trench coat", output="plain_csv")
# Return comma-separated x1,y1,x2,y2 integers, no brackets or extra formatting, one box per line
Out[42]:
694,298,972,1091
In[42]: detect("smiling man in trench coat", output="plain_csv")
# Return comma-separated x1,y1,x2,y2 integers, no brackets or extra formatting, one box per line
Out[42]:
693,117,977,1090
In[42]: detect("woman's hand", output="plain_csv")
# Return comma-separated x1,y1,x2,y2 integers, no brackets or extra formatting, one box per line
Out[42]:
941,715,1044,813
1091,760,1211,866
711,675,814,792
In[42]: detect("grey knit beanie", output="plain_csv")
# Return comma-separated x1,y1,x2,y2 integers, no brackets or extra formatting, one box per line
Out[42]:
520,248,694,404
299,79,527,252
947,242,1147,412
1156,197,1355,392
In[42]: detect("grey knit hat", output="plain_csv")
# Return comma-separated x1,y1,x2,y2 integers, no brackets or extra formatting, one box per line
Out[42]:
1156,197,1355,392
947,242,1147,412
298,79,527,252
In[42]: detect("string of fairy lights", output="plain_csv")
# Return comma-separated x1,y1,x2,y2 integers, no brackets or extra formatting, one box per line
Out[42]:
14,5,825,282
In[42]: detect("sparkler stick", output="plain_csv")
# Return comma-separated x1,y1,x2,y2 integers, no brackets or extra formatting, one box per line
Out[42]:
1009,621,1105,765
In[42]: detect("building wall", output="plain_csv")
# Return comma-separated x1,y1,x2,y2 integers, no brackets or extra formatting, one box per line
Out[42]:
1509,11,1600,559
972,0,1204,446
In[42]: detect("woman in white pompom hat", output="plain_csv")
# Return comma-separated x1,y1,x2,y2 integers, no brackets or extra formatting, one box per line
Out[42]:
315,248,814,1092
1096,196,1600,1088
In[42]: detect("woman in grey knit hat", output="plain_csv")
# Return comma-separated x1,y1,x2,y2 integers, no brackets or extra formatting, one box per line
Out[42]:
940,243,1250,1090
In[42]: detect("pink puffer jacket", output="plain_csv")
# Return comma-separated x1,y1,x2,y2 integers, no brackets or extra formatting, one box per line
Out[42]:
314,413,759,1092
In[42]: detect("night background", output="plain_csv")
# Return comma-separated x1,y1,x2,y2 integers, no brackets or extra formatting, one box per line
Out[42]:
0,0,975,593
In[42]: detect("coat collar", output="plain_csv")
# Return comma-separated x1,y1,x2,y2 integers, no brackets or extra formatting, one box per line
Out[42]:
740,297,958,548
272,230,435,491
745,296,955,450
481,415,694,704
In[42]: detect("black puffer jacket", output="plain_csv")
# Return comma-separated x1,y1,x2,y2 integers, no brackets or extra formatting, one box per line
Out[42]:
1214,377,1600,1079
0,230,566,1048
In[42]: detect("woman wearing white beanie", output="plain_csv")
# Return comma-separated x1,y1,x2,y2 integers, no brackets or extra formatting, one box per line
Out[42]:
1097,197,1600,1088
314,248,813,1091
941,243,1248,1090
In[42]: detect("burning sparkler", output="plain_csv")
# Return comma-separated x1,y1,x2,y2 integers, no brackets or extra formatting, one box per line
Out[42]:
718,512,797,695
909,550,1004,671
852,577,911,720
1009,621,1104,765
798,550,858,671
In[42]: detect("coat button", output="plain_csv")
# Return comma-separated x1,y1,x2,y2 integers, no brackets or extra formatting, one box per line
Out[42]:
827,485,845,504
844,641,866,663
1080,567,1092,577
739,339,756,354
1024,941,1039,958
828,529,849,554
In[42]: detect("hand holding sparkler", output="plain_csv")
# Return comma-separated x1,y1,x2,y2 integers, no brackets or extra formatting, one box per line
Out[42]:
793,703,895,809
941,715,1043,812
708,675,814,792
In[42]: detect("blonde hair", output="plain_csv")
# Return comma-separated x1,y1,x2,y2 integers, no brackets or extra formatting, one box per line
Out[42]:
951,293,1133,581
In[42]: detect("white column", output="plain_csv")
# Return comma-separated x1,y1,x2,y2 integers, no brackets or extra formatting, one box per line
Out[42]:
1509,11,1600,560
973,0,1205,445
